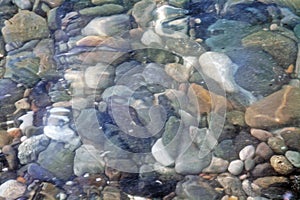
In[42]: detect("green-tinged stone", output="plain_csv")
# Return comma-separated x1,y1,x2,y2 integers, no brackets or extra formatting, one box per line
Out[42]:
79,4,124,16
132,0,156,27
168,0,189,8
91,0,120,5
162,116,180,146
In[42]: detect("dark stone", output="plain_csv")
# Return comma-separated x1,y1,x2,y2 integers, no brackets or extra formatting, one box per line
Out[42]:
0,78,24,107
25,163,58,185
251,163,278,178
0,171,17,184
281,129,300,152
214,139,238,161
29,80,51,108
233,130,260,153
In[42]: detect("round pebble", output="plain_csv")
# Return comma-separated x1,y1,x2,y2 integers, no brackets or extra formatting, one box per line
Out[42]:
285,150,300,168
250,129,273,141
255,142,273,160
228,160,244,175
244,158,255,171
270,155,294,175
239,145,255,161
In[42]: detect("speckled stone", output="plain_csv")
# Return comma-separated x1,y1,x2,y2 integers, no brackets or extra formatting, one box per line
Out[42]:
285,150,300,168
270,155,294,175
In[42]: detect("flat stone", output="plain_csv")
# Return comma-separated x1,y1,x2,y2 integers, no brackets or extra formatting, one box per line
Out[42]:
285,150,300,168
255,142,273,160
79,4,124,16
18,134,50,164
141,29,163,47
253,176,289,189
239,145,255,161
270,155,294,175
74,144,106,176
76,35,108,46
132,0,156,27
242,30,297,68
165,63,192,83
0,180,26,199
251,163,277,178
81,14,130,37
245,86,300,128
214,139,238,161
250,129,273,142
2,10,49,43
202,156,229,173
84,63,114,89
244,158,255,171
228,160,244,175
187,83,232,114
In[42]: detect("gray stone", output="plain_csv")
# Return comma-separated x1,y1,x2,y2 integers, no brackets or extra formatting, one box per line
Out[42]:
165,63,192,83
79,4,124,16
244,158,255,171
214,139,238,161
255,142,273,160
175,175,220,200
84,63,115,89
91,0,120,4
38,141,75,180
228,160,244,175
18,134,50,164
74,144,106,176
106,158,138,173
217,173,247,199
267,136,288,154
132,0,156,27
81,14,130,37
202,156,229,173
285,150,300,168
12,0,32,9
242,179,261,197
0,180,26,200
151,138,175,167
239,145,255,161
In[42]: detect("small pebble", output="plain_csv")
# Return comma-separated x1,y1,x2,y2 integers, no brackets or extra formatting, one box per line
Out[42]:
228,160,244,175
239,145,255,161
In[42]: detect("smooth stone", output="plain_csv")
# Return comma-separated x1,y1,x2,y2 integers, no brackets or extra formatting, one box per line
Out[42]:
12,0,32,9
242,179,261,197
41,0,64,8
251,163,278,178
91,0,120,5
2,10,49,43
239,145,255,161
270,155,294,175
73,144,106,176
217,173,247,199
242,30,297,68
166,38,206,56
253,176,289,189
244,158,255,171
0,180,26,199
84,63,114,89
81,14,130,37
267,136,288,154
106,159,138,173
245,86,300,128
2,145,18,170
226,110,246,127
165,63,191,83
79,4,124,16
250,129,273,142
202,156,229,173
280,128,300,151
102,186,122,200
285,151,300,168
228,160,244,175
187,83,232,114
214,139,239,161
76,35,108,46
18,111,34,133
44,125,76,143
175,175,220,200
141,29,163,47
26,163,56,183
17,134,50,164
132,0,156,27
151,138,175,167
199,51,238,93
255,142,273,160
169,0,188,8
38,141,75,180
77,50,125,65
143,63,176,88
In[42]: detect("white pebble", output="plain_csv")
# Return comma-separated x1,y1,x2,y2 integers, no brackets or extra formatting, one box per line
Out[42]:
239,145,255,161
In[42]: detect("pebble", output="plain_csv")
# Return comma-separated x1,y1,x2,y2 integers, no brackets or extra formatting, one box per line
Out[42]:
84,63,114,89
239,145,255,161
253,176,289,188
255,142,273,160
250,129,273,142
244,158,255,171
217,173,247,198
2,145,18,170
12,0,32,9
132,0,156,28
270,155,294,175
285,150,300,168
228,160,244,175
141,29,163,47
279,128,300,151
242,179,261,197
0,180,26,199
202,156,229,173
151,138,175,167
267,136,288,154
79,4,124,16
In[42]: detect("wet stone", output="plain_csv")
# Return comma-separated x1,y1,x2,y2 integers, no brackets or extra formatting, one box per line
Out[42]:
251,163,278,178
0,180,26,199
217,173,247,199
228,160,244,175
132,0,156,28
202,156,229,174
255,142,274,160
214,139,238,161
239,145,255,161
250,129,273,142
280,128,300,151
270,155,294,175
285,150,300,168
79,4,124,16
267,136,288,154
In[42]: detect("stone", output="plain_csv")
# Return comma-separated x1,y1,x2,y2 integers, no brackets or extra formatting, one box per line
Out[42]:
285,151,300,168
76,35,108,46
239,145,255,161
18,111,34,133
245,86,300,128
217,173,247,199
26,163,57,183
280,128,300,151
84,63,114,89
267,136,288,154
18,134,50,164
250,129,273,142
38,141,75,180
0,131,13,148
151,138,175,167
169,0,188,8
226,110,245,127
73,144,106,176
2,145,18,170
132,0,156,27
0,78,24,108
270,155,294,175
175,176,220,200
41,0,64,8
12,0,32,9
202,156,229,173
141,29,163,47
242,30,297,68
0,180,26,199
214,140,239,161
79,4,124,16
228,160,244,175
244,158,255,171
166,38,206,56
253,176,289,189
241,179,261,197
81,14,130,37
102,186,122,200
187,83,232,114
165,63,192,83
1,10,49,43
92,0,120,5
251,163,278,178
7,128,22,139
255,142,273,160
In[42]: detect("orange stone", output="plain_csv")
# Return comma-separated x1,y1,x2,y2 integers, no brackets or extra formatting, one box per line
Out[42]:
245,86,300,128
7,128,22,138
16,176,26,184
188,83,233,114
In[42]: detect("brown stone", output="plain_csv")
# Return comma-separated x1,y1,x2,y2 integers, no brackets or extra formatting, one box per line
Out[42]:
0,131,13,148
279,127,300,151
76,36,108,47
253,176,289,188
270,155,294,175
7,128,22,139
250,129,273,142
255,142,273,160
245,86,300,128
188,83,233,114
1,10,49,43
